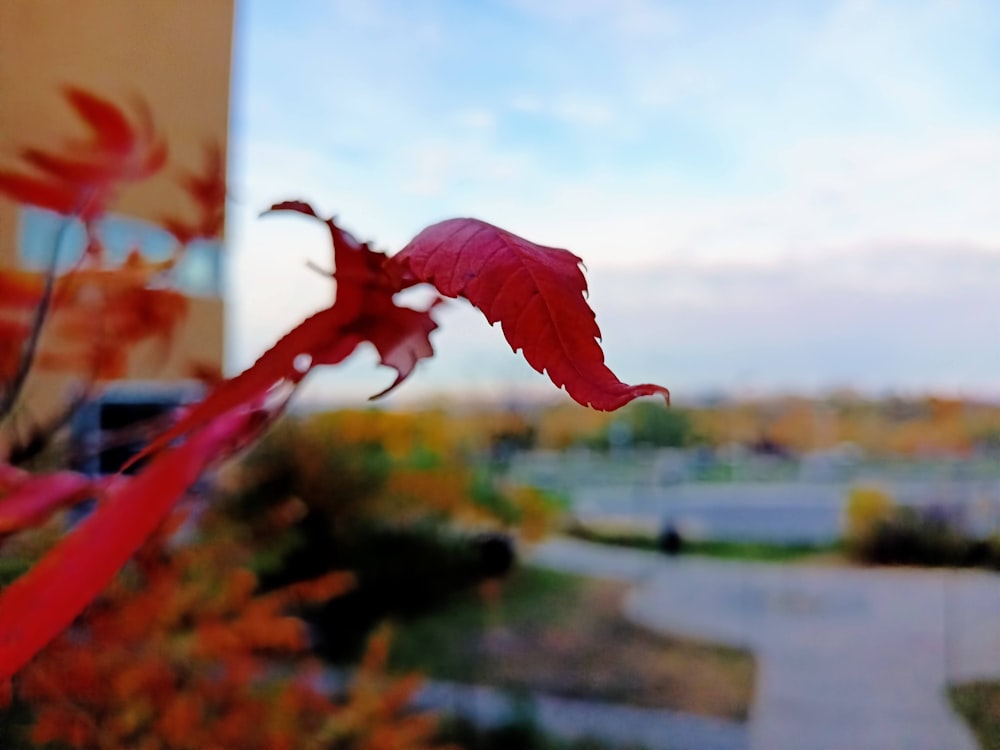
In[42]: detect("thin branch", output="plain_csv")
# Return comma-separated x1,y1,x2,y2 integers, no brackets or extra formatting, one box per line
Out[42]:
0,210,83,422
7,386,92,467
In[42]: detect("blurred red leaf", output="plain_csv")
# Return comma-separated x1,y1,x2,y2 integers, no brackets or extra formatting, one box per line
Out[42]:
267,200,396,317
0,319,30,382
0,272,45,310
126,305,359,467
0,406,262,680
0,257,188,382
266,200,441,388
63,87,136,155
160,141,226,244
0,87,166,219
0,465,27,490
0,173,79,215
390,218,669,409
0,471,94,535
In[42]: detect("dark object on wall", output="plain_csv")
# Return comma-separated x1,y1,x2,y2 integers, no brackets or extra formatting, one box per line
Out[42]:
69,382,204,476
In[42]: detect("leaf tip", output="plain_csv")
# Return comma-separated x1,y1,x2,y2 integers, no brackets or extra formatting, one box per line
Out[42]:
261,200,320,220
637,383,671,408
659,386,671,408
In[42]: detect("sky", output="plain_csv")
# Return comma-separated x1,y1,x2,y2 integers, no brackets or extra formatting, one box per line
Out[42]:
226,0,1000,406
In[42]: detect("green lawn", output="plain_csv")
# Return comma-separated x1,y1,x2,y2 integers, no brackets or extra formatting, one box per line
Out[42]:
949,681,1000,749
565,524,842,563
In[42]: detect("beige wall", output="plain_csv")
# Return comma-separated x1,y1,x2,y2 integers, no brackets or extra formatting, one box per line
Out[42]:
0,0,233,407
0,0,233,241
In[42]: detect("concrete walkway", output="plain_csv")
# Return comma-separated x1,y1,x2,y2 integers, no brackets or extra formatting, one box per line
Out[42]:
413,680,747,750
531,538,1000,750
321,668,746,750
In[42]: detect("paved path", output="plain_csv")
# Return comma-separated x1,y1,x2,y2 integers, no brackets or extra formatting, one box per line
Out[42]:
322,668,746,749
413,680,747,750
531,538,1000,750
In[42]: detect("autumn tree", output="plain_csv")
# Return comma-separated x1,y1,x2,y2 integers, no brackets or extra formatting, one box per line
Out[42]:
0,85,668,745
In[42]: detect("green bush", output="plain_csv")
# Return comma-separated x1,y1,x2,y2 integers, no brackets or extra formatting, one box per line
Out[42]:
223,415,521,663
584,402,696,450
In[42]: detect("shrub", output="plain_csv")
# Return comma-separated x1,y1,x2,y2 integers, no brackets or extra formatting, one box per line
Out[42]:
843,485,896,550
857,507,968,566
847,495,1000,569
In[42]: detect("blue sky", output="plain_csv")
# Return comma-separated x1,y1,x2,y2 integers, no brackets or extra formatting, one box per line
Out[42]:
226,0,1000,405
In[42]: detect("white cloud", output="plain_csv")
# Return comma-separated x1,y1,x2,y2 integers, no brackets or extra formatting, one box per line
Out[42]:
454,108,496,131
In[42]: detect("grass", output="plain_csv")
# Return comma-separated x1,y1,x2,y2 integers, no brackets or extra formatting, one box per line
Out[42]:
684,538,842,561
565,523,843,563
949,681,1000,749
389,565,755,721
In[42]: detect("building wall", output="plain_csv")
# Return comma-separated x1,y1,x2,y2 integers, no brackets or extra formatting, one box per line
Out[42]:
0,0,233,414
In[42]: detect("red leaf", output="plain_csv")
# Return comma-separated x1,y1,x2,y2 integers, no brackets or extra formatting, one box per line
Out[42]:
0,465,27,491
20,150,121,186
63,87,135,155
363,298,442,399
130,203,443,464
0,319,30,381
0,172,79,215
390,219,669,410
267,200,394,317
125,306,358,467
265,201,441,388
0,88,166,218
0,272,45,310
159,141,226,243
0,406,260,680
0,472,93,536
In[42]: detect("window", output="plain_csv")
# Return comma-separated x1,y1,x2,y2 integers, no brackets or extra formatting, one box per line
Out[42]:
18,206,222,297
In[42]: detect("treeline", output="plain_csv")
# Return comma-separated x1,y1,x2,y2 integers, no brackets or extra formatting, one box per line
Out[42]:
376,394,1000,459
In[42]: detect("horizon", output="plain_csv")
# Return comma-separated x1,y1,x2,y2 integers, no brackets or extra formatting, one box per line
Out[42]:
288,382,1000,415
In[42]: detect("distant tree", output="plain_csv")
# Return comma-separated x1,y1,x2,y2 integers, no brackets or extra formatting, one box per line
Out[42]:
622,401,694,448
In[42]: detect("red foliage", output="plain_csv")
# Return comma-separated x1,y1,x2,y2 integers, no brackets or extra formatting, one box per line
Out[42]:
128,200,666,467
0,471,94,536
127,200,442,465
15,511,439,749
39,254,189,378
391,218,670,410
0,89,198,385
0,255,190,381
0,87,166,221
0,405,266,681
159,141,227,244
266,200,442,395
0,85,669,701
